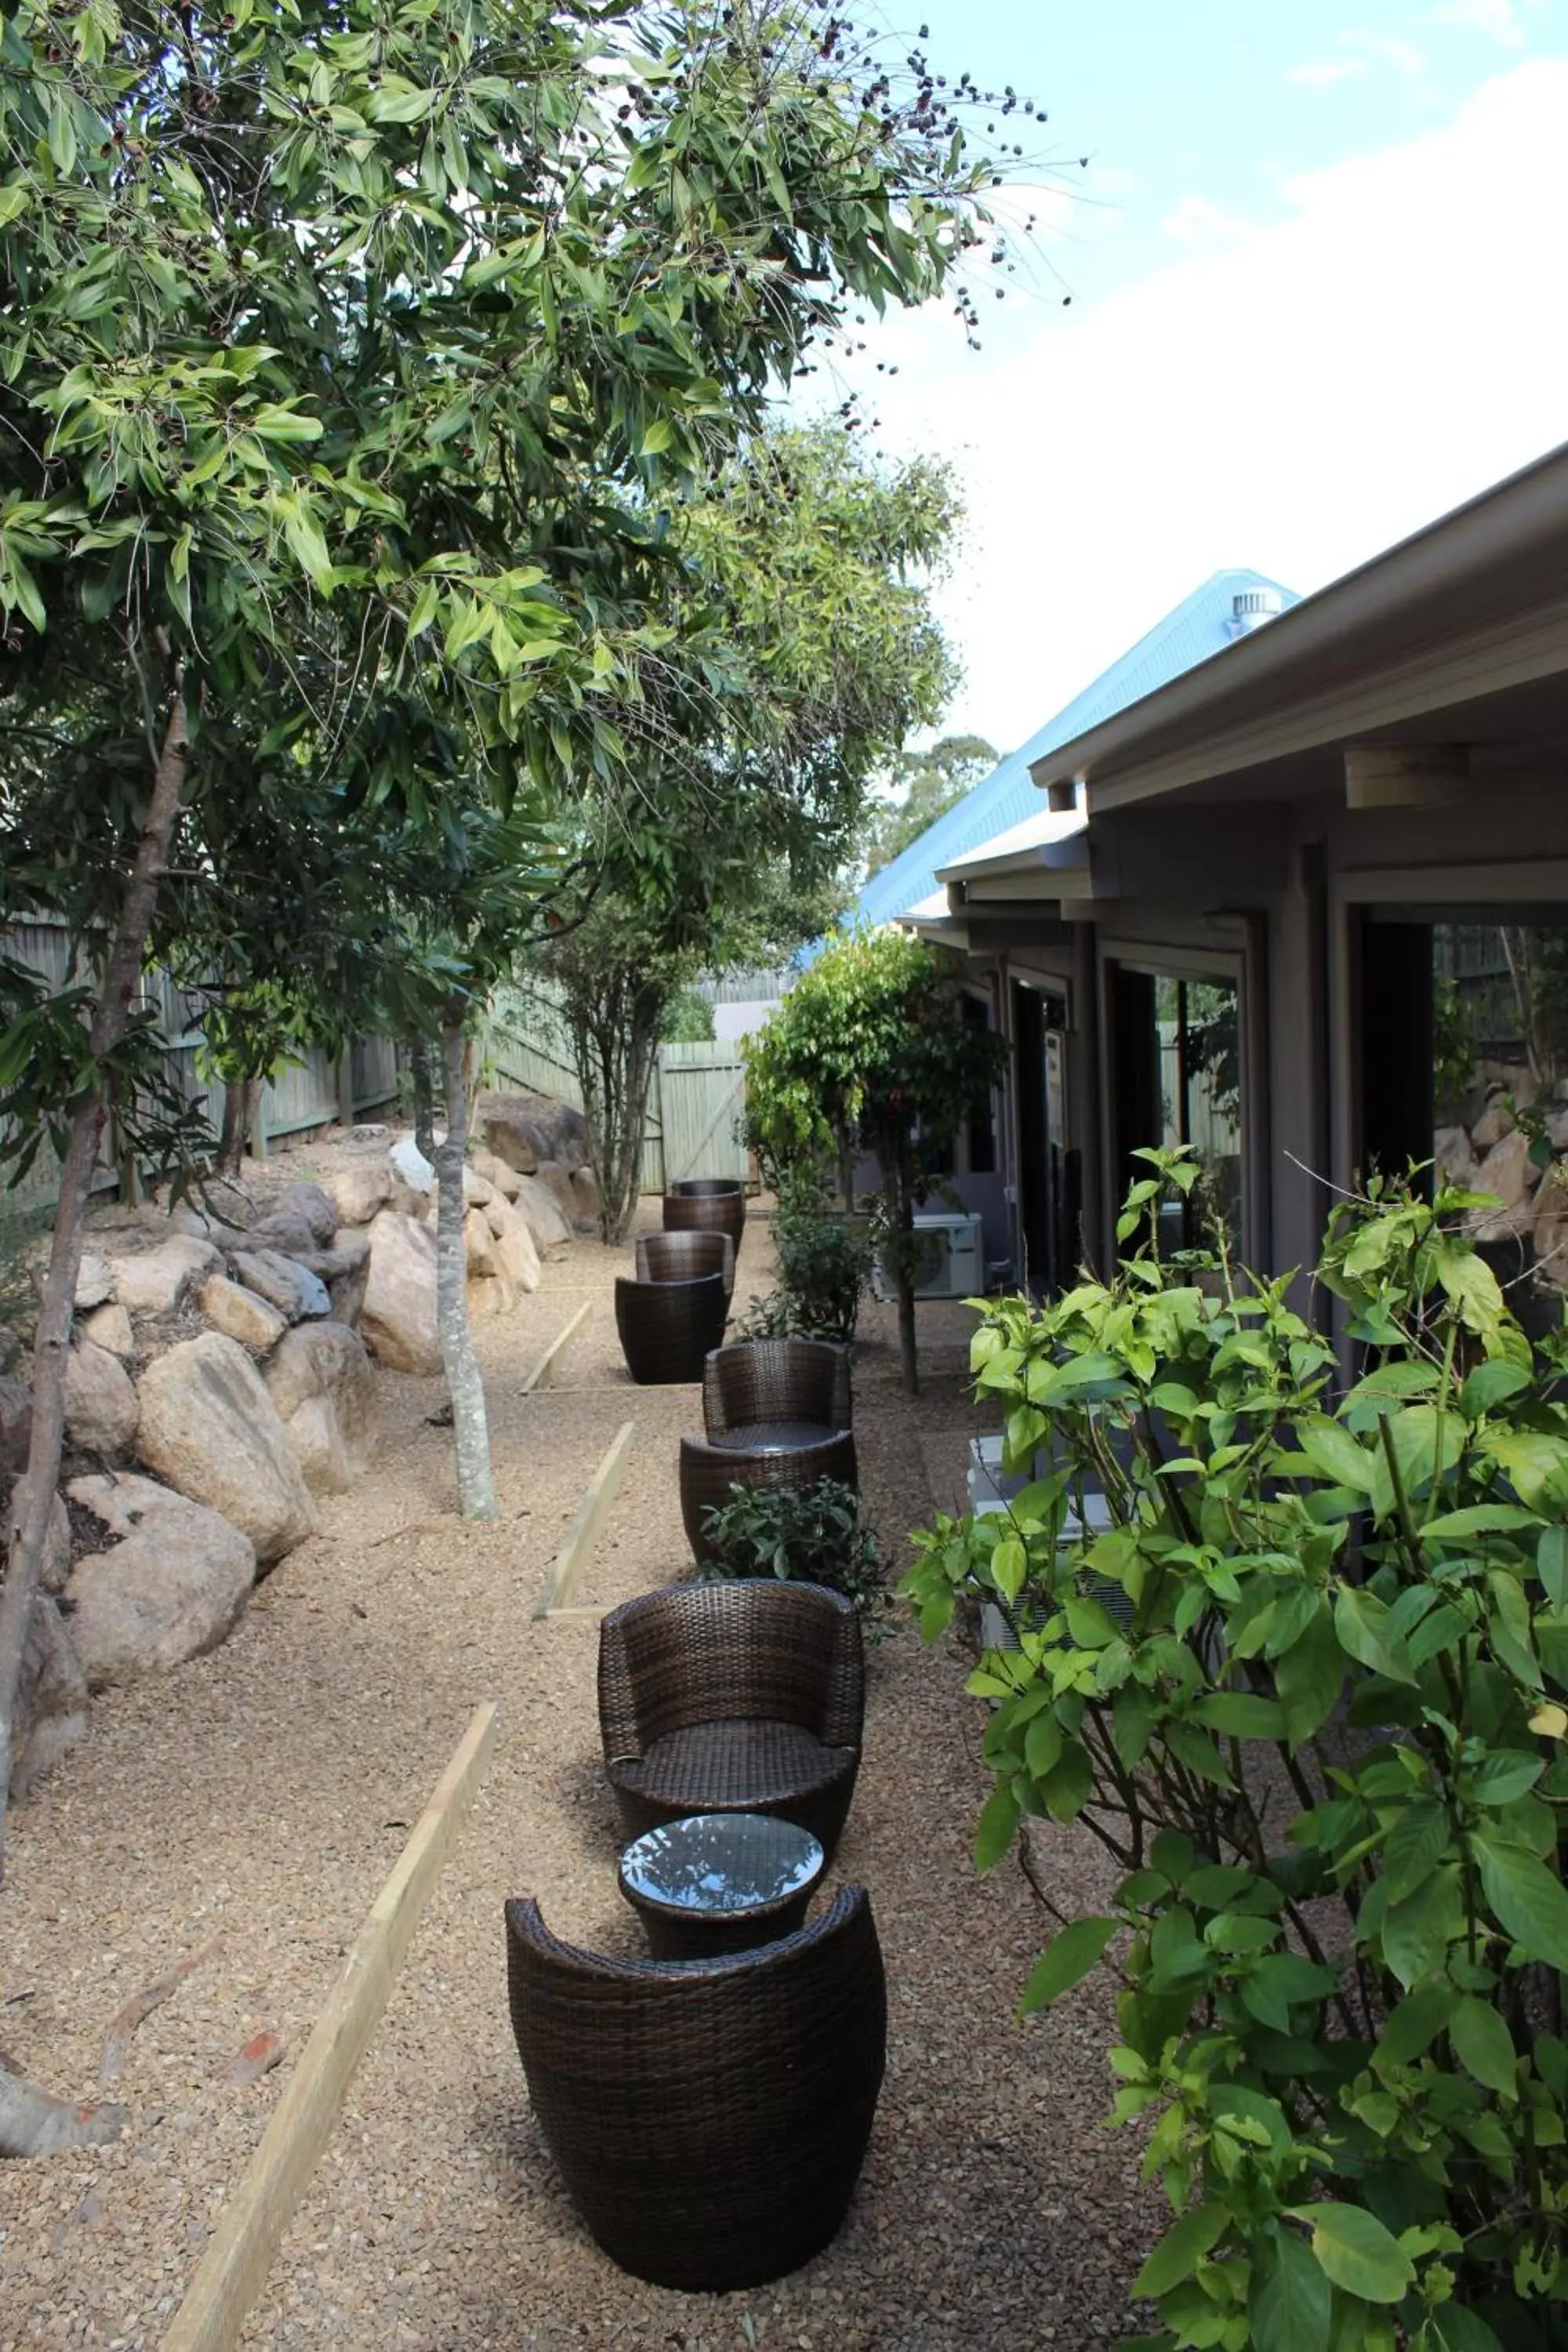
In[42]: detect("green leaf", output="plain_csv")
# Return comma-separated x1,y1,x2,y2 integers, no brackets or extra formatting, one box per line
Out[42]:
1466,1750,1544,1807
1473,1831,1568,1965
1460,1357,1530,1422
1129,2201,1229,2299
1294,1417,1374,1492
1019,1915,1117,2013
1193,1691,1286,1739
1294,2202,1414,2303
0,184,31,226
1276,1605,1344,1744
1449,1996,1517,2096
1375,1982,1457,2072
1417,2309,1505,2352
975,1783,1019,1872
249,403,324,443
1541,1522,1568,1610
1421,1504,1540,1540
1382,1795,1452,1904
1249,2226,1331,2352
1335,1585,1415,1684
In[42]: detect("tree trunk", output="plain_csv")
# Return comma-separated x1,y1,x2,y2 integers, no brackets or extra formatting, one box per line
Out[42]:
0,688,190,1875
410,1036,436,1163
572,987,666,1247
882,1153,919,1398
216,1076,261,1176
434,1017,495,1522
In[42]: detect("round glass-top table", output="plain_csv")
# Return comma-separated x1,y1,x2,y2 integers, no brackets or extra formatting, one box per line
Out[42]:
617,1811,826,1959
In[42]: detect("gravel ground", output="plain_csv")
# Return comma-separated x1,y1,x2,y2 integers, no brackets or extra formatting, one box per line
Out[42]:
0,1197,1158,2350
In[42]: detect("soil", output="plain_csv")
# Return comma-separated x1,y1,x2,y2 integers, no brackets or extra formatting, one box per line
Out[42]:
0,1171,1158,2350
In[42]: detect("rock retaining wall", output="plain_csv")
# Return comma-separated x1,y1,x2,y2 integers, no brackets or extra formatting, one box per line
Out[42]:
5,1114,574,1799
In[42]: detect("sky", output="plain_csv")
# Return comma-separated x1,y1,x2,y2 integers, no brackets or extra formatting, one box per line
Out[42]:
813,0,1568,754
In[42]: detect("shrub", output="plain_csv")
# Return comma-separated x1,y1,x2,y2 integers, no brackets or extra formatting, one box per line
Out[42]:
905,1144,1568,2351
699,1476,888,1623
773,1193,869,1341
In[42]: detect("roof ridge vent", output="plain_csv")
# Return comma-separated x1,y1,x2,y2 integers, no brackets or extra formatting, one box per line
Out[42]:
1225,584,1287,640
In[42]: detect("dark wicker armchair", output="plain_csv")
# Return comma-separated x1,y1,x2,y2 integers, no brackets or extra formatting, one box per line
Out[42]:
679,1338,856,1558
635,1228,735,1298
597,1578,864,1857
614,1270,727,1385
703,1337,852,1439
505,1886,886,2291
663,1177,746,1253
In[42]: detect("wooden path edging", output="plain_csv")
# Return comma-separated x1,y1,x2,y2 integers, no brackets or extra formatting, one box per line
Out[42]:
533,1420,636,1619
521,1299,593,1394
159,1701,499,2352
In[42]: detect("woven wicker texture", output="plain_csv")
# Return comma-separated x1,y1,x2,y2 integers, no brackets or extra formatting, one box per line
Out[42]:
702,1338,852,1439
504,1886,887,2291
635,1229,735,1298
679,1428,858,1563
597,1580,863,1855
662,1179,746,1251
614,1271,728,1385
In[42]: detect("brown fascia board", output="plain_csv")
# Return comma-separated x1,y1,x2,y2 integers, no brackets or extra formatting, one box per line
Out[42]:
1028,437,1568,814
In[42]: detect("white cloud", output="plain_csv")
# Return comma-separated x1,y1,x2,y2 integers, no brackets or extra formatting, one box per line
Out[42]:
1159,194,1253,247
1290,56,1368,87
1435,0,1528,44
1291,28,1426,88
837,61,1568,751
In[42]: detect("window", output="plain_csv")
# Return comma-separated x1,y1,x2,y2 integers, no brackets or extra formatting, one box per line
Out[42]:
962,991,998,1175
1112,964,1242,1254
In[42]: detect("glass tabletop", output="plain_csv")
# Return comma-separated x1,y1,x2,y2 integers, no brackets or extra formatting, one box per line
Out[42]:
620,1813,824,1916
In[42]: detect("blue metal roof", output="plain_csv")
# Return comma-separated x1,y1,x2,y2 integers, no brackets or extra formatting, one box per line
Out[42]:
809,568,1300,956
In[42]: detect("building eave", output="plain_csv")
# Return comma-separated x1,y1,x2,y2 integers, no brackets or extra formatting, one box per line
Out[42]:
1028,437,1568,813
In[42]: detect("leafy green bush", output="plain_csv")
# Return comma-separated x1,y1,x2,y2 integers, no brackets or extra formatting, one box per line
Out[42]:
661,988,715,1044
906,1144,1568,2352
699,1476,888,1622
773,1195,869,1341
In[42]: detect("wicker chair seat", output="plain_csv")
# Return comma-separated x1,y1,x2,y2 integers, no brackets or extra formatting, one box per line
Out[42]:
611,1716,857,1838
708,1417,841,1453
599,1581,865,1860
505,1886,886,2292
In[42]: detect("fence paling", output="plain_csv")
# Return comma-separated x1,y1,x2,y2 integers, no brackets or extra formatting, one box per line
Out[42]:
2,915,401,1208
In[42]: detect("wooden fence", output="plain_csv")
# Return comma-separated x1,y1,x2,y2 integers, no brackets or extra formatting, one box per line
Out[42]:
2,916,401,1215
486,987,746,1193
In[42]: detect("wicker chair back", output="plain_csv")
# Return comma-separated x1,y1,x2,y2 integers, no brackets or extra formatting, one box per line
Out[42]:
702,1337,851,1439
635,1229,735,1294
614,1272,727,1385
662,1182,746,1250
597,1578,864,1758
504,1886,887,2290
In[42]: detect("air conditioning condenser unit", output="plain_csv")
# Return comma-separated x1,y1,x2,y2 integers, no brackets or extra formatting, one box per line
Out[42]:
871,1210,985,1302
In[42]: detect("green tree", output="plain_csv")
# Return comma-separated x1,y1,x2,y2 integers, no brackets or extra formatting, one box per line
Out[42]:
745,929,1003,1395
0,0,1023,1864
861,732,998,876
535,422,963,1242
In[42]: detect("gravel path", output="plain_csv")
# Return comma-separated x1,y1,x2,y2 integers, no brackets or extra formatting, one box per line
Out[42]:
0,1205,1157,2350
